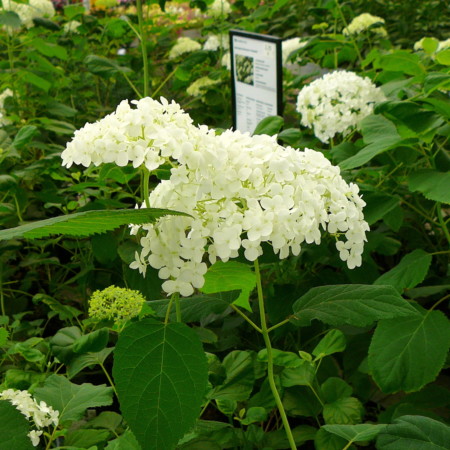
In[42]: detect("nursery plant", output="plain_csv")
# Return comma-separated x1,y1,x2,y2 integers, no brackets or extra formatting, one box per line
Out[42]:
0,0,449,449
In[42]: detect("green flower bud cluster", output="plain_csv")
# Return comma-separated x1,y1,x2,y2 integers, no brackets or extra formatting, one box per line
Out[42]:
89,285,145,324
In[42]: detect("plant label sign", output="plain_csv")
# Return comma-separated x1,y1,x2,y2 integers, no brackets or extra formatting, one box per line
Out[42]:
230,29,283,134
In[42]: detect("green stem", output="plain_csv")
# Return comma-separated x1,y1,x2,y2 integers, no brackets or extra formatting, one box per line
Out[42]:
230,304,262,333
151,66,177,98
436,202,450,246
267,317,292,334
136,0,149,97
122,71,143,99
429,293,450,312
100,362,118,398
165,294,176,324
175,292,181,322
45,426,57,450
254,259,296,450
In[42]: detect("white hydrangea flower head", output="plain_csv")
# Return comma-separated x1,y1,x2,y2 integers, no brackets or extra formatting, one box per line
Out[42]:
203,33,230,51
61,97,200,170
169,37,201,59
438,38,450,52
343,13,387,37
282,37,308,65
296,70,386,143
29,0,55,19
0,88,13,127
63,20,82,34
187,76,220,97
63,97,369,297
208,0,231,18
0,389,59,447
2,0,54,29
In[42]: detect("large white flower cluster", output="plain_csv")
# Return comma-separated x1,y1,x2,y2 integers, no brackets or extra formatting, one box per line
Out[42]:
0,389,59,446
203,34,229,51
0,88,13,127
343,13,387,37
2,0,55,29
63,97,369,297
168,37,201,59
296,70,386,143
208,0,231,18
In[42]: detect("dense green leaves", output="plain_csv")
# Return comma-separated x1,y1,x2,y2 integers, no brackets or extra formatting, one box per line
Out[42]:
34,375,114,424
377,415,450,449
292,284,418,327
113,319,208,450
0,208,188,240
369,311,450,393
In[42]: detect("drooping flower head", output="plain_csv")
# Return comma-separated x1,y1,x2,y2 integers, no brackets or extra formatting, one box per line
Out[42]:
0,389,59,447
62,97,369,297
88,285,145,323
343,13,387,37
296,70,386,143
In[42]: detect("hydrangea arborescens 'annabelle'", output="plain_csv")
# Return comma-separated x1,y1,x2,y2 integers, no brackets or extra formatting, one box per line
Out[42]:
62,97,369,297
296,70,386,143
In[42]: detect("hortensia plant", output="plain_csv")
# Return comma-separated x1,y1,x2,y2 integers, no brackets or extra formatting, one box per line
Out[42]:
0,97,423,449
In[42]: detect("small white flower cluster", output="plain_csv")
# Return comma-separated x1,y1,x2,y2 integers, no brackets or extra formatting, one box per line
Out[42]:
296,70,386,143
414,37,450,53
187,76,220,97
63,97,369,297
0,88,13,127
168,37,201,59
221,52,231,69
0,389,59,446
203,34,229,52
208,0,231,18
343,13,387,37
63,20,82,34
2,0,55,29
282,37,308,65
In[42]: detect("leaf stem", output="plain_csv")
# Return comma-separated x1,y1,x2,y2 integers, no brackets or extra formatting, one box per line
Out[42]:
175,292,181,322
230,304,262,333
254,259,296,450
165,294,176,324
429,293,450,312
151,66,177,98
100,362,118,398
436,202,450,246
142,167,150,208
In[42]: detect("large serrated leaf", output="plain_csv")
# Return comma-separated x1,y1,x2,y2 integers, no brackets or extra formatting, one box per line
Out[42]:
292,285,418,327
374,249,432,291
0,401,33,450
323,423,387,444
34,374,114,424
368,310,450,393
376,415,450,449
113,319,208,450
0,208,188,240
408,170,450,204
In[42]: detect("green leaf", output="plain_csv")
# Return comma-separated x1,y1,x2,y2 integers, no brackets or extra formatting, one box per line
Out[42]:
422,38,439,54
212,351,255,402
363,193,399,225
50,326,82,364
201,261,256,311
0,208,188,240
321,378,353,404
292,284,418,327
258,349,303,368
21,71,52,92
323,396,364,425
151,291,239,323
312,329,346,359
33,294,82,321
85,55,132,78
323,423,387,444
240,406,268,425
423,73,450,95
30,38,68,60
280,360,315,388
34,374,114,424
86,411,122,432
252,116,284,137
374,249,432,291
368,311,450,393
408,170,450,204
379,51,425,76
277,128,302,147
64,4,85,19
65,429,110,447
0,328,8,346
105,430,141,449
0,401,33,450
376,415,450,449
113,319,208,450
314,428,348,450
67,347,113,379
436,49,450,66
72,328,109,354
12,125,38,150
340,115,402,170
0,11,22,28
